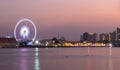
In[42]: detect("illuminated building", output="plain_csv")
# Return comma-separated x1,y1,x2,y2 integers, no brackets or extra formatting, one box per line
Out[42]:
110,28,120,41
116,28,120,41
99,33,110,41
99,28,120,42
82,32,98,42
110,31,116,41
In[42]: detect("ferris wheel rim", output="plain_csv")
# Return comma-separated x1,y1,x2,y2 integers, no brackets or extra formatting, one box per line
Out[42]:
14,18,37,43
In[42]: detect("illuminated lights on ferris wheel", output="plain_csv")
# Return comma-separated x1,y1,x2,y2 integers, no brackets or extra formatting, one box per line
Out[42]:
14,18,37,44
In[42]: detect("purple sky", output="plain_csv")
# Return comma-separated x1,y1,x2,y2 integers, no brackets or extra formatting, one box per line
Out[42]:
0,0,120,41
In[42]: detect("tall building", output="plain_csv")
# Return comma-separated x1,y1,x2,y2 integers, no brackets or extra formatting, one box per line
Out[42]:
80,35,83,41
99,33,110,41
110,31,116,41
116,27,120,41
82,32,98,42
99,27,120,42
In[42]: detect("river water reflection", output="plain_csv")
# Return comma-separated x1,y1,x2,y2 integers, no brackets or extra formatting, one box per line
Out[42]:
0,47,120,70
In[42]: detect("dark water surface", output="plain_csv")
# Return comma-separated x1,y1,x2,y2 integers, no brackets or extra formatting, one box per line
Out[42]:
0,47,120,70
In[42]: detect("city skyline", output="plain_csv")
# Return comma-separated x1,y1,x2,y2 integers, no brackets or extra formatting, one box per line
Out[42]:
0,0,120,41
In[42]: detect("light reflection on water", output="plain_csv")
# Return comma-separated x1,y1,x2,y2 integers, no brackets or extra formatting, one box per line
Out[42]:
109,47,113,70
35,48,40,70
20,48,28,70
1,48,120,70
86,47,113,70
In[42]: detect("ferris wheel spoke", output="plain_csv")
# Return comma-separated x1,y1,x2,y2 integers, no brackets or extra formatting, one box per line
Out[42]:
14,18,37,43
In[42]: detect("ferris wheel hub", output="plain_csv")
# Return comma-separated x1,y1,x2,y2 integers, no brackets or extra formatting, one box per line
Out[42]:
14,18,37,44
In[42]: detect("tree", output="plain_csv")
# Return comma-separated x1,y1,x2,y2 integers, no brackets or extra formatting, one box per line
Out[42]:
52,37,59,44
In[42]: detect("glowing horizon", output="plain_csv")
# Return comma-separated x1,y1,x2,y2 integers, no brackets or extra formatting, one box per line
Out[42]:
0,0,120,40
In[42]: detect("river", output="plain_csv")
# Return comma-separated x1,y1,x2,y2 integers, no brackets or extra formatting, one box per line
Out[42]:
0,47,119,70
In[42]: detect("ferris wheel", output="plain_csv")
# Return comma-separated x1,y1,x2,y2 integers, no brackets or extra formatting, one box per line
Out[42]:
14,18,37,44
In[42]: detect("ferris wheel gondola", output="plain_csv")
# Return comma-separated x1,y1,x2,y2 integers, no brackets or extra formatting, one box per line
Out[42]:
14,18,37,45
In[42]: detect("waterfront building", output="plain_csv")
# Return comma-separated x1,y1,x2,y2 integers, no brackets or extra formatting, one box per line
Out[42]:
116,28,120,41
99,27,120,42
99,33,110,41
82,32,98,42
0,37,17,48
